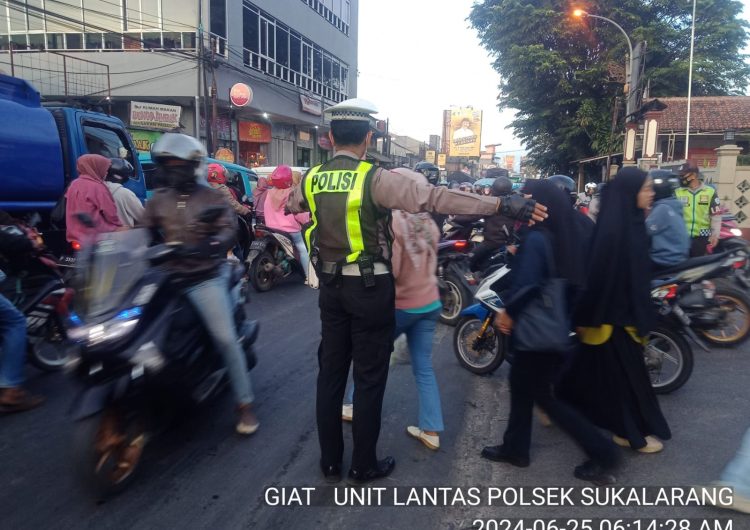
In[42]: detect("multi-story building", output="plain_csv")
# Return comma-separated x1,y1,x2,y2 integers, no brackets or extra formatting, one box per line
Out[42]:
0,0,358,168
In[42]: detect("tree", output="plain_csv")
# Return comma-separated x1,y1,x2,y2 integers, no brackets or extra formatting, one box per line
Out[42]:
470,0,750,174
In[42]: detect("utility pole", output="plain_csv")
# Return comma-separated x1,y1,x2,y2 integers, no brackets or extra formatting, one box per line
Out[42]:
198,6,212,155
210,36,218,153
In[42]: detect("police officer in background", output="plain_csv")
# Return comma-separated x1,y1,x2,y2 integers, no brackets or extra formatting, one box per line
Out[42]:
675,161,722,257
286,99,546,485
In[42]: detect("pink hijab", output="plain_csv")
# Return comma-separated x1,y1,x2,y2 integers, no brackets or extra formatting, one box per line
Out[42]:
65,154,122,243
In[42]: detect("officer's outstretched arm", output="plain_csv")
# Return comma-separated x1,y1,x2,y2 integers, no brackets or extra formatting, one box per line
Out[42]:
371,169,546,223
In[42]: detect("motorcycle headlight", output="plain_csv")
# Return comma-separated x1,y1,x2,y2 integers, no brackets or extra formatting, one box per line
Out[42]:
68,307,141,346
731,228,743,238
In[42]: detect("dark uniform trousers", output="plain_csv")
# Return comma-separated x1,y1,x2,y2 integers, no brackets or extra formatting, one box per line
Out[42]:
317,273,395,471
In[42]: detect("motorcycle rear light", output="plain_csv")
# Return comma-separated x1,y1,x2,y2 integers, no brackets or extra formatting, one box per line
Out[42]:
652,284,678,300
732,259,746,270
71,241,82,251
454,240,469,250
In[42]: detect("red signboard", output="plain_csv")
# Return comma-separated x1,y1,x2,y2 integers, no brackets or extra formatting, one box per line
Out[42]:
238,121,271,143
230,83,253,107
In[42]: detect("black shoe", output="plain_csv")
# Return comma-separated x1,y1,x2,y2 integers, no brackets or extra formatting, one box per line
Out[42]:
574,460,616,486
347,456,396,485
321,463,342,484
480,445,530,467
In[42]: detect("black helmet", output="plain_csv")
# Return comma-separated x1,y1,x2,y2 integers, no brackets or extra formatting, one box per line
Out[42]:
649,169,680,201
491,176,513,197
547,174,577,205
414,161,440,185
107,158,134,183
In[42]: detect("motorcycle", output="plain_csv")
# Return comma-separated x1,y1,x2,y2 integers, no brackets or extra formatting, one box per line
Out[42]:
66,222,259,498
653,249,750,347
0,224,73,371
442,217,484,244
437,239,474,326
452,255,695,394
245,225,304,292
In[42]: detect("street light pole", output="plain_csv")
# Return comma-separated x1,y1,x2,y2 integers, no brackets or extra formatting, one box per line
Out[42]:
573,10,635,118
685,0,697,160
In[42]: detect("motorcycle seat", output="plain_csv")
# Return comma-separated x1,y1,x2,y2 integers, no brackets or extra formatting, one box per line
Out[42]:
653,251,733,277
255,224,293,237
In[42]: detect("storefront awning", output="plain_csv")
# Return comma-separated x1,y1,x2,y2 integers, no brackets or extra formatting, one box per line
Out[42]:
366,149,393,164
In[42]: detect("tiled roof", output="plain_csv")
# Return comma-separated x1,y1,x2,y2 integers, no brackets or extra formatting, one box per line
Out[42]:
647,97,750,132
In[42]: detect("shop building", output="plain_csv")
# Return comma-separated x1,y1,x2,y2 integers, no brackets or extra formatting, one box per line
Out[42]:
0,0,359,168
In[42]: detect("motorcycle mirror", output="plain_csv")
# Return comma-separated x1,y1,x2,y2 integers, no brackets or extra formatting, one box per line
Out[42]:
197,206,226,224
74,212,96,228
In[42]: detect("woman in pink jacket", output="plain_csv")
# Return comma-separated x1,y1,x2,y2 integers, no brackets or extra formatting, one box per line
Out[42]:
263,165,310,280
65,154,122,244
343,168,444,450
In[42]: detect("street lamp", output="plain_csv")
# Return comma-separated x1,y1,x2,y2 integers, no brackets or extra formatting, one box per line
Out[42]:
573,9,635,117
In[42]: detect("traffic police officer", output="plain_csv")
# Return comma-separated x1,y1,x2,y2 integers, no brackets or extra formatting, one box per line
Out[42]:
286,98,546,485
675,161,722,257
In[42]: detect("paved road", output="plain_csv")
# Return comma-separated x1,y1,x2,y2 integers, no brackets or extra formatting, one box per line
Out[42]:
2,280,749,529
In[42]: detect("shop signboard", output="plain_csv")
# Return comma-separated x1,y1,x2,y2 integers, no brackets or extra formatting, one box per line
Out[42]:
300,94,322,116
238,121,272,143
129,129,163,153
130,101,181,131
437,153,447,168
505,155,516,171
425,150,436,163
230,83,253,107
200,116,233,140
318,135,333,151
447,107,482,158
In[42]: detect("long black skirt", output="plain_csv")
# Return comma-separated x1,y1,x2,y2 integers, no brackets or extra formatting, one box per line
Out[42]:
557,327,671,449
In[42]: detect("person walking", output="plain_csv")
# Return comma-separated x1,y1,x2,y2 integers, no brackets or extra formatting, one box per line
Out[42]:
286,98,545,485
558,167,671,454
342,167,446,450
65,154,122,244
481,180,619,485
675,161,721,257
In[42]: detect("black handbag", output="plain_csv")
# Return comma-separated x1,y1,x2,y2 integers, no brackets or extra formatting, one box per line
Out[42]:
510,236,575,354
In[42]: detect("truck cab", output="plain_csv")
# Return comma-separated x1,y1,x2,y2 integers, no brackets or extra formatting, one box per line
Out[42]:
0,73,145,213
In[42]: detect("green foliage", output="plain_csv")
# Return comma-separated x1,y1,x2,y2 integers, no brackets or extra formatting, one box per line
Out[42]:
470,0,750,173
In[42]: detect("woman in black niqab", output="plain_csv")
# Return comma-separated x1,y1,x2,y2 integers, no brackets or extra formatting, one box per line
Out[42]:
559,167,671,452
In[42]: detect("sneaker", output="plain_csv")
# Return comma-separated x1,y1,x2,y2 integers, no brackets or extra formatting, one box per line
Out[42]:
613,434,663,453
341,404,353,422
406,426,440,450
236,404,259,435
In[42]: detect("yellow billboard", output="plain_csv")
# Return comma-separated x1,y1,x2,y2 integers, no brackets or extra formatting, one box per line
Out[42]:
448,107,482,157
437,153,447,168
425,150,436,163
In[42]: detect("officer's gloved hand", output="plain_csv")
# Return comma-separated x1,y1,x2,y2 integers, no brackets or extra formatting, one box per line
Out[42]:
500,194,537,223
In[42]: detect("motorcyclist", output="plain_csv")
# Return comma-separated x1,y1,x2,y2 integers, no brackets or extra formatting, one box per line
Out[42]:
457,176,517,272
646,170,689,271
207,163,252,217
104,158,144,228
0,212,44,412
547,174,595,248
577,182,597,208
414,162,440,186
141,133,259,435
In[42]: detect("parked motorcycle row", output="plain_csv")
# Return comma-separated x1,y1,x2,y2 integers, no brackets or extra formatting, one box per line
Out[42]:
444,212,750,395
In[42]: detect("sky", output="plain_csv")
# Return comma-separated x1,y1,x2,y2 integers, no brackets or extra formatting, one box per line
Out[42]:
356,0,750,157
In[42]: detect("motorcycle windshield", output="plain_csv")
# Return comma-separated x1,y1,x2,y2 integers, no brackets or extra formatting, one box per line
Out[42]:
75,229,151,319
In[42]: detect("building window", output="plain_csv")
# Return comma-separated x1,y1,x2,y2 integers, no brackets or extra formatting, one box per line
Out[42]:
210,0,226,38
299,0,350,36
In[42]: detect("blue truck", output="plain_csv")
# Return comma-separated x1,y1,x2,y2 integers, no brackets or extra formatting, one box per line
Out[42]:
0,73,146,214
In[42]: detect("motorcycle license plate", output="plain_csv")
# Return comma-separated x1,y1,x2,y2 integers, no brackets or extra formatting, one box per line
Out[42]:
250,241,265,250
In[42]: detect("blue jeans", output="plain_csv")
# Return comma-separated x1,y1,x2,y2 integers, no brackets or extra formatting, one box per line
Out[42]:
0,293,27,388
183,272,254,405
289,231,310,278
346,307,444,432
721,427,750,498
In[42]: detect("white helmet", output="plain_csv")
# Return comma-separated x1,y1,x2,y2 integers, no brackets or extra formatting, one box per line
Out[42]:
151,133,208,181
585,182,598,192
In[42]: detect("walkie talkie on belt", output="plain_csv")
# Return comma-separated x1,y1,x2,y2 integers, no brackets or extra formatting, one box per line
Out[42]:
358,255,376,288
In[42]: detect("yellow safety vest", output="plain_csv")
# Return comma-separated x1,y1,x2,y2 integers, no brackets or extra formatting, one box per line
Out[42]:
675,186,717,238
303,160,374,264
